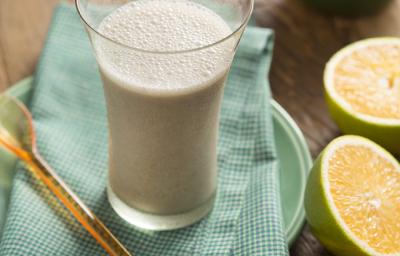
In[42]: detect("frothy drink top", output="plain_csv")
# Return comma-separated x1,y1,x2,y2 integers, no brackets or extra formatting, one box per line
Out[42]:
96,0,234,91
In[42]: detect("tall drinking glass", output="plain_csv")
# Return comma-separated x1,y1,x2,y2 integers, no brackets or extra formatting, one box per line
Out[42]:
76,0,253,230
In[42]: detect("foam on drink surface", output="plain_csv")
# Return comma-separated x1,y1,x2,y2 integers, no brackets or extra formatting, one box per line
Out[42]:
96,0,234,92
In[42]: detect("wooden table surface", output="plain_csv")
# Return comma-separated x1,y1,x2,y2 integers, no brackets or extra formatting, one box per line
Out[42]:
1,0,400,255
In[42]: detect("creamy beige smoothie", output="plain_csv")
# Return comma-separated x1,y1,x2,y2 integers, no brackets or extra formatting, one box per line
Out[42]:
93,0,236,228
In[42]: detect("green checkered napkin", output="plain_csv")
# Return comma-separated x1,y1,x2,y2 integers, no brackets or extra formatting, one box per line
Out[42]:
0,3,288,255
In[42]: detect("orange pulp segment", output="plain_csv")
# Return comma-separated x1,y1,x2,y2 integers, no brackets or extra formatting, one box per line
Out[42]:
328,144,400,254
333,42,400,119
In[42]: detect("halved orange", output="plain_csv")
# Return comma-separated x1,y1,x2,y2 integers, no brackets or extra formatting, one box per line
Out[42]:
324,38,400,155
305,135,400,256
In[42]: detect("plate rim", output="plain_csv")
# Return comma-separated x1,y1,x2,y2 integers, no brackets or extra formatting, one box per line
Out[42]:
271,101,312,245
3,77,312,246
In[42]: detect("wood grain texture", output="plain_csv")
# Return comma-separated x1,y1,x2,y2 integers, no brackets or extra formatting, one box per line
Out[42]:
1,0,400,255
0,50,8,92
0,0,58,87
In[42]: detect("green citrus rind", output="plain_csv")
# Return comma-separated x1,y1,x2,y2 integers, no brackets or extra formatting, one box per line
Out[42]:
324,38,400,157
305,135,400,256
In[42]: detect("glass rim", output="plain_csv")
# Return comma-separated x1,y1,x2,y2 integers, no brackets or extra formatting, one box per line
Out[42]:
75,0,254,54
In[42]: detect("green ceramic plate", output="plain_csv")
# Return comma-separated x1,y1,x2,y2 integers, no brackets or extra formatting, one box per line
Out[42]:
0,77,312,245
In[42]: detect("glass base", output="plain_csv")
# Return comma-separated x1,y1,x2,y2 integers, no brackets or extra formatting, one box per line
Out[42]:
107,185,215,231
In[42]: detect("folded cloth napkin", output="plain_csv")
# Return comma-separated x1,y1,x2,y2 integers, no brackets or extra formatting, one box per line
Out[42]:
0,3,288,255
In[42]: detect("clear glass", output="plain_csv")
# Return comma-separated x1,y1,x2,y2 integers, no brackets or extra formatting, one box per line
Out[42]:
76,0,253,230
